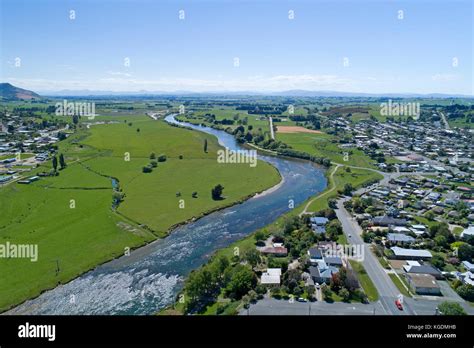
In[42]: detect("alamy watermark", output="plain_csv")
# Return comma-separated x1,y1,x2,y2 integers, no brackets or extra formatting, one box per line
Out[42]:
322,243,364,262
55,99,96,120
0,242,38,262
217,147,257,167
380,99,420,119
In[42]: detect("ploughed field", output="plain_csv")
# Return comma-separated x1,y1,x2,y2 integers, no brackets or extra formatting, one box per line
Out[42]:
0,115,280,312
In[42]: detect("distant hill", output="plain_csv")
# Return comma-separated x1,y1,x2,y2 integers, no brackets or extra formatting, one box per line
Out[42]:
40,88,473,99
0,83,41,100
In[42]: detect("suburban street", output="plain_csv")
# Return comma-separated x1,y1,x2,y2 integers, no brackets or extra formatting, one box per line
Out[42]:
240,298,384,315
335,197,412,315
335,194,474,316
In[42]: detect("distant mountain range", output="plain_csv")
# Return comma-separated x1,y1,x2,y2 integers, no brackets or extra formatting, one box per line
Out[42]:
0,83,42,100
1,83,472,99
39,88,472,99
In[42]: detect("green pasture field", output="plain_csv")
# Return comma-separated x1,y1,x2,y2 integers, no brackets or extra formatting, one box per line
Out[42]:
276,132,377,169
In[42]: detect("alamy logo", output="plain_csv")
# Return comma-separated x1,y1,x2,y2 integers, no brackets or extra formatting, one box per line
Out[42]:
55,99,96,120
18,322,56,341
0,242,38,262
323,243,364,261
380,99,420,118
217,148,257,167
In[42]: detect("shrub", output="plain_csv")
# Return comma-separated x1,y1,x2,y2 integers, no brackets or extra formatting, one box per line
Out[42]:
438,301,467,315
456,284,474,301
339,287,351,302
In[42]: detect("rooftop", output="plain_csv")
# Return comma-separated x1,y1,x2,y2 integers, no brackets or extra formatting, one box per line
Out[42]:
391,246,432,258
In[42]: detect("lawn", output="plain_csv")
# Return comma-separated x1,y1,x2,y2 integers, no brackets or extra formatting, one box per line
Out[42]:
0,116,281,312
349,260,379,302
388,274,412,298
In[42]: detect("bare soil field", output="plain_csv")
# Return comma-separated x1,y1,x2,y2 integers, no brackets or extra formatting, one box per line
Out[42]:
276,126,322,134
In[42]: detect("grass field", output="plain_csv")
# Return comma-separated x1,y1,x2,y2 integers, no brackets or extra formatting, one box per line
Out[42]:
183,107,298,130
0,153,35,161
0,116,280,312
306,166,383,212
349,260,379,302
276,132,376,169
388,274,412,298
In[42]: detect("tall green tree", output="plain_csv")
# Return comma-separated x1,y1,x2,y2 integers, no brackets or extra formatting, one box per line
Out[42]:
52,155,58,172
225,265,256,299
59,153,66,169
211,184,224,200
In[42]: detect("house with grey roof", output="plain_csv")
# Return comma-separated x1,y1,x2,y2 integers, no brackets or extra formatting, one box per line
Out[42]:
462,261,474,272
310,217,329,234
387,233,415,244
460,226,474,240
324,256,343,267
308,247,323,265
391,246,432,260
309,264,339,285
403,263,443,279
372,216,407,227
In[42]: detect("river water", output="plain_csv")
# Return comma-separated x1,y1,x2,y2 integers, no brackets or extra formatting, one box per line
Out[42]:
7,115,327,315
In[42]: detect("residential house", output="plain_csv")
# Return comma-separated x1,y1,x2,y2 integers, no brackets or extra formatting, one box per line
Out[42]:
387,233,415,244
402,262,443,279
372,216,407,227
261,268,281,286
309,263,339,285
457,271,474,286
307,247,323,265
460,226,474,240
405,274,441,295
391,246,432,260
310,217,329,234
260,246,288,257
462,261,474,272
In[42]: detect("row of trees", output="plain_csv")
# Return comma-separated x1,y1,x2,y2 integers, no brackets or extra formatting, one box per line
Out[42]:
51,153,66,171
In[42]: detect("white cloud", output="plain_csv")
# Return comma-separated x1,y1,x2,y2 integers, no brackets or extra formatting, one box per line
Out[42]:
5,74,354,92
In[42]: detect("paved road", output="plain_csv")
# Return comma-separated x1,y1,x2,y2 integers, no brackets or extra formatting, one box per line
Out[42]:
439,111,450,130
269,117,275,140
240,298,384,315
335,198,412,315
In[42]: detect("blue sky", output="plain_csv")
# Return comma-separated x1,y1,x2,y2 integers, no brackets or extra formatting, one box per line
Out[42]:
1,0,473,94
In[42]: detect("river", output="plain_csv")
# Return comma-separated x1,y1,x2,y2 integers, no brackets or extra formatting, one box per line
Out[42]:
7,115,327,315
